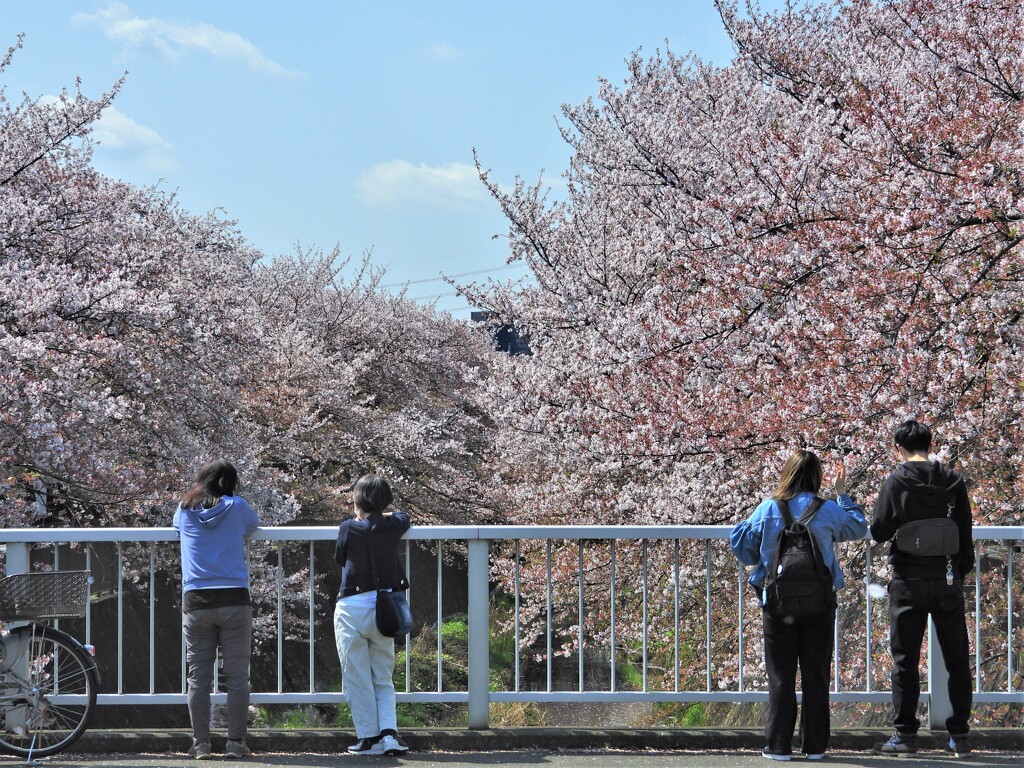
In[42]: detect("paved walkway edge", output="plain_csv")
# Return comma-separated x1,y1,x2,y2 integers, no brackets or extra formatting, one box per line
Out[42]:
70,728,1023,754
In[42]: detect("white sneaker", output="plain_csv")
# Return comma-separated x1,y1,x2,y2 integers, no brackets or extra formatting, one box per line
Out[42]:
379,734,410,754
762,750,791,761
805,754,825,761
347,738,386,755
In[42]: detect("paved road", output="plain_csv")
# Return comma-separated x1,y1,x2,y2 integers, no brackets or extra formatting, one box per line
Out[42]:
14,751,1024,768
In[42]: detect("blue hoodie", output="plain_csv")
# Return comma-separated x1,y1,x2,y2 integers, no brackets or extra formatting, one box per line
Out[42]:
173,496,260,593
730,492,868,602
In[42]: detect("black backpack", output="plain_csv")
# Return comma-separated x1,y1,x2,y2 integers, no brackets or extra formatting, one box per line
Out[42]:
764,497,832,619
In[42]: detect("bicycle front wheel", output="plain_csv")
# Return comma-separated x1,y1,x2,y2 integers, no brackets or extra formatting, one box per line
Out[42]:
0,625,97,757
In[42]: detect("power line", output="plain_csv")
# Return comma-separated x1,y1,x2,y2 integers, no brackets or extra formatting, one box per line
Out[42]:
385,264,528,290
409,290,462,302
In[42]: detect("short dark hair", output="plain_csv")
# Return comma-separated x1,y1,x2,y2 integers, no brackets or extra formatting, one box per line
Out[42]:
353,474,393,514
894,420,932,452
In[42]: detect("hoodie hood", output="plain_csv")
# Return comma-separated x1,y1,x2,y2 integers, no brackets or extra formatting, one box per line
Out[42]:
183,497,236,528
892,460,964,501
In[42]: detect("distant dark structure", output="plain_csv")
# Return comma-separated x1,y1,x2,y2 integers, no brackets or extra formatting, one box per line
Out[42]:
471,311,531,356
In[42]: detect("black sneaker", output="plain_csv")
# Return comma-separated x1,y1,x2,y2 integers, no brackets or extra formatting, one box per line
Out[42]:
347,737,385,755
947,736,972,759
874,732,917,756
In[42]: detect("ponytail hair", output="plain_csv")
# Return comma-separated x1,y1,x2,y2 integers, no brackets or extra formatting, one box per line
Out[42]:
772,449,823,501
180,459,239,509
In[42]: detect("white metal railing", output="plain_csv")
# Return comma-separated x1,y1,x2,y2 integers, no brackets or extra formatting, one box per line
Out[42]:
0,525,1020,729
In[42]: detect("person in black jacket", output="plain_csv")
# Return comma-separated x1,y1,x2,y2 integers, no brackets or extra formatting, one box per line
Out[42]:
333,475,411,756
871,420,974,759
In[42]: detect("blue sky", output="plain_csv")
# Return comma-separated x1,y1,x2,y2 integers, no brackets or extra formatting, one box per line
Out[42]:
2,2,760,317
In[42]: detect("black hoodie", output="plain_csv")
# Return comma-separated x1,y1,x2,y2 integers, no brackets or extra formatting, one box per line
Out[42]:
871,460,974,578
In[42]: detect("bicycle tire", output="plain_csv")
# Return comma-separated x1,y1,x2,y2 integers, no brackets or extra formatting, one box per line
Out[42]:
0,625,98,757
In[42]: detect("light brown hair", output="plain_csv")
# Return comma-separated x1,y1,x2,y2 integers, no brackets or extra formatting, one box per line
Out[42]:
772,449,823,501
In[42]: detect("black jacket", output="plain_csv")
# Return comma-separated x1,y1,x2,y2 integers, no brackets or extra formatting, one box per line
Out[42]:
871,460,974,578
335,510,411,598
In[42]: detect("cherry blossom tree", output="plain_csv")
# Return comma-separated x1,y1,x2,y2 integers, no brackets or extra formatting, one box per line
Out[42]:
0,36,274,527
469,0,1022,526
246,249,497,525
468,0,1022,713
0,36,495,530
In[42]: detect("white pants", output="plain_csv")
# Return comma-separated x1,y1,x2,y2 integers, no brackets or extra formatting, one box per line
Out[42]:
334,597,397,738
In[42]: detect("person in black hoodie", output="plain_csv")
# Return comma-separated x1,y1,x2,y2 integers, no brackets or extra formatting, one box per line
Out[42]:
871,420,974,759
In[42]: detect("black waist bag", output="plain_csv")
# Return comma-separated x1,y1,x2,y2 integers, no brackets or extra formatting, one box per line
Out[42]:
764,497,832,619
895,517,959,556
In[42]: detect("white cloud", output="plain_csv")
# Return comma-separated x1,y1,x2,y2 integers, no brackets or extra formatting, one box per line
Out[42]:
357,161,488,209
426,42,462,61
91,106,175,172
73,2,298,77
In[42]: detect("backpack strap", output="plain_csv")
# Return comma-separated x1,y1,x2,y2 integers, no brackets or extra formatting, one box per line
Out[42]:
776,496,825,526
798,496,826,525
776,498,795,526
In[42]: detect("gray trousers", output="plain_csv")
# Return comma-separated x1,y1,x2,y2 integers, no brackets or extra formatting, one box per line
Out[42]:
183,605,253,742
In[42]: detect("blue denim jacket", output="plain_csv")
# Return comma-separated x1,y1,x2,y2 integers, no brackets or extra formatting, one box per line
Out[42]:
730,492,868,601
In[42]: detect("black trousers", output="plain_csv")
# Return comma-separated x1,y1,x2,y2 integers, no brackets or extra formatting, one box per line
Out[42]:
762,605,835,756
888,576,973,736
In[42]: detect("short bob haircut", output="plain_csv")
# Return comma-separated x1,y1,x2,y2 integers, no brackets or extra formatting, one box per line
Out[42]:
353,474,393,515
773,449,823,501
893,419,932,453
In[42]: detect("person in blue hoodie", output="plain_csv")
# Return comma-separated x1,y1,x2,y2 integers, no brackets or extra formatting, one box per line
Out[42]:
730,449,867,762
173,459,259,761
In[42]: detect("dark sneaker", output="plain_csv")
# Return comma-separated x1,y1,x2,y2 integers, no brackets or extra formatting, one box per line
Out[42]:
225,739,251,758
347,738,385,755
874,732,917,756
188,740,212,760
379,734,410,754
761,749,791,761
947,736,972,759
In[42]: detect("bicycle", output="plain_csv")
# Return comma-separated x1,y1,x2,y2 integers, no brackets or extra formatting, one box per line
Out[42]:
0,570,100,758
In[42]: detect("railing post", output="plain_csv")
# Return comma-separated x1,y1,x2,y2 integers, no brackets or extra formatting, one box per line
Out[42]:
927,617,951,729
5,543,29,575
467,537,490,729
2,542,31,732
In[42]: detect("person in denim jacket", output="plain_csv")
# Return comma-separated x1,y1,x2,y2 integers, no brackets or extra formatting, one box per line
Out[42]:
731,449,867,762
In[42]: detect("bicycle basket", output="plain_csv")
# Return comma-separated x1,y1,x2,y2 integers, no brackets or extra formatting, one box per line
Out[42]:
0,571,91,620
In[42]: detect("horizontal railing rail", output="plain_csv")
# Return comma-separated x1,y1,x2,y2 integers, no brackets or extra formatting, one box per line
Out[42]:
0,525,1020,729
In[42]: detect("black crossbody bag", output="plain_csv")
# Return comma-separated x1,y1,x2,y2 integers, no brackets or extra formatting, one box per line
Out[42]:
366,530,413,638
